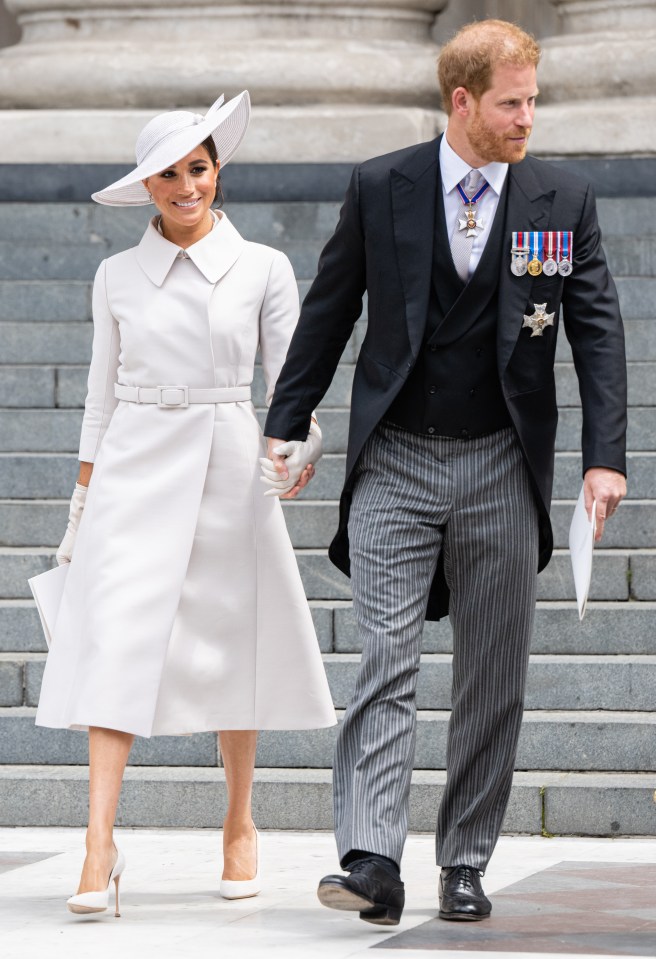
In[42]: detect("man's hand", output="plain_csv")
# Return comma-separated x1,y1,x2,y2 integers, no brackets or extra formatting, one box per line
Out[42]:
584,467,627,542
261,424,322,499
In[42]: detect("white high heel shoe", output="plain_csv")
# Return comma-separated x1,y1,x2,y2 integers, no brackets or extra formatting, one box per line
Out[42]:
220,827,261,900
67,847,125,917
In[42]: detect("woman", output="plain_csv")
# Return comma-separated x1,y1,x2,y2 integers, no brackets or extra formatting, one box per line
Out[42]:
35,91,335,916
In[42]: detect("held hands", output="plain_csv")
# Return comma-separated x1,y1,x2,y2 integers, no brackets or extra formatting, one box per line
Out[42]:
56,483,88,565
584,467,626,542
260,421,323,499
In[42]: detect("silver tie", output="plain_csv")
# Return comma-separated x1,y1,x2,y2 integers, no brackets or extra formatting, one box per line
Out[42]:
450,169,486,283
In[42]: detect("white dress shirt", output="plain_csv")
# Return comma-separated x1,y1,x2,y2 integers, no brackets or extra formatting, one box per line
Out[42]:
440,134,509,278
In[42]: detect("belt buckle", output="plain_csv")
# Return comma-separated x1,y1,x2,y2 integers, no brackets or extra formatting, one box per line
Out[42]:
157,385,189,408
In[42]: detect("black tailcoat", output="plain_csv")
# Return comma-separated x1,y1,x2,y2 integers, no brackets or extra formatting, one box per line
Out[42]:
265,137,627,620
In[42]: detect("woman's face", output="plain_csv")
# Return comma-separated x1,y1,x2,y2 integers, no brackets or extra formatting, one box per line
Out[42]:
143,146,219,232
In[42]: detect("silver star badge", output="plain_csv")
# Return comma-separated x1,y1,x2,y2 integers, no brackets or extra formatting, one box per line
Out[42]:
458,207,484,238
523,303,555,337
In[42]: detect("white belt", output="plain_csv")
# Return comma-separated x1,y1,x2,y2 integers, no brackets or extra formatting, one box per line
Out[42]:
114,383,251,408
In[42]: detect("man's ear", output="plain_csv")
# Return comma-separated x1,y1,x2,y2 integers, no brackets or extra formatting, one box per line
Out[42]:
452,86,473,118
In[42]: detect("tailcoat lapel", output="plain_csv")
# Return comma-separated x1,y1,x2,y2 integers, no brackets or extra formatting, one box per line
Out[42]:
390,139,439,361
497,160,555,378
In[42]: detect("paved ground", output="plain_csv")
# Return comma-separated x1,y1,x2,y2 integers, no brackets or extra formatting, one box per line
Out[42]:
1,829,655,959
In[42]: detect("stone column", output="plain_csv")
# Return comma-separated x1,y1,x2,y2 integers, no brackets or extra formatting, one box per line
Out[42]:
531,0,656,155
0,0,448,162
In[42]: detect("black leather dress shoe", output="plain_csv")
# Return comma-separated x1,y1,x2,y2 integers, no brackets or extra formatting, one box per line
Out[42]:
438,865,491,921
317,859,405,925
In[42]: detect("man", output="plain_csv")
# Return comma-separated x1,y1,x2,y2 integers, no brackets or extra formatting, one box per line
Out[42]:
263,19,627,924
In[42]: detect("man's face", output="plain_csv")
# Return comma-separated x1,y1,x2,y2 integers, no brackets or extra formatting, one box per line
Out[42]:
465,64,538,164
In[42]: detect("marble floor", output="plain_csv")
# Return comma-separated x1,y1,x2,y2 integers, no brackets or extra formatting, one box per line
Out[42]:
0,829,655,959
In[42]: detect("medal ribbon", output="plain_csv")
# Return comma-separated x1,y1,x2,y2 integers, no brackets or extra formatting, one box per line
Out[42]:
512,231,530,252
559,231,573,262
530,231,543,263
456,179,490,207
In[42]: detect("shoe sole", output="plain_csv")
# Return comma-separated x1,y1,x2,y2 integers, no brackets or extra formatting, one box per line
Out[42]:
67,904,108,915
438,909,490,921
360,906,402,926
318,884,402,925
317,883,375,913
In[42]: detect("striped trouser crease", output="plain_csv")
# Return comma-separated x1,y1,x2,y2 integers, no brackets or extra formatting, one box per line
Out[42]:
334,422,539,871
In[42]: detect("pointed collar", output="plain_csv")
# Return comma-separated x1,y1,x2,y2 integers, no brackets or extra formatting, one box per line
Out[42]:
440,132,508,197
136,210,245,287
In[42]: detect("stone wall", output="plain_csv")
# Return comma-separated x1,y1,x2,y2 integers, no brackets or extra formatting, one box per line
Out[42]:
0,1,19,47
434,0,558,39
0,0,653,161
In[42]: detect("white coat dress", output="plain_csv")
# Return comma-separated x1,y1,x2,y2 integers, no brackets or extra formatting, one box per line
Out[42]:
35,212,336,738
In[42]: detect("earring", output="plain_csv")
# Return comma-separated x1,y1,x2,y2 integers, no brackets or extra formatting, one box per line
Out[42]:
147,191,153,202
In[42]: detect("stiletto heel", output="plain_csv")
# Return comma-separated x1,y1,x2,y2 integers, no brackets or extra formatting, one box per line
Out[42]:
67,847,125,916
220,827,261,900
114,873,121,918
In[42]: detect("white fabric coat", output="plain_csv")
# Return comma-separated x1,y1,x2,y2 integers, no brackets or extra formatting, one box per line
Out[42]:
36,213,336,738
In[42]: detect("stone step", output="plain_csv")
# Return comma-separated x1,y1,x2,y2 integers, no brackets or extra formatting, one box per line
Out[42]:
2,498,653,550
0,546,641,602
1,406,655,454
0,363,356,411
0,210,655,279
595,196,656,234
2,236,654,282
2,316,655,371
295,548,639,602
603,235,656,277
2,360,654,410
0,450,653,501
6,652,656,713
0,235,654,281
3,599,654,656
0,707,653,772
282,500,652,551
0,239,327,284
0,201,342,248
0,281,90,323
0,196,648,242
329,602,656,656
0,301,362,360
0,196,651,236
1,275,655,321
0,765,652,834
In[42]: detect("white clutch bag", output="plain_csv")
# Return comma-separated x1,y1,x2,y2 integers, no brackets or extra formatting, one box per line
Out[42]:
28,563,69,648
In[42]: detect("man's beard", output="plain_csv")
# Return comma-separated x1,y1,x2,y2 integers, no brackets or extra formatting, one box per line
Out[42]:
467,110,531,164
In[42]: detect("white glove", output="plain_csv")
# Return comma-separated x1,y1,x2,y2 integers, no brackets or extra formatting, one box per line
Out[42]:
56,483,87,565
260,421,323,497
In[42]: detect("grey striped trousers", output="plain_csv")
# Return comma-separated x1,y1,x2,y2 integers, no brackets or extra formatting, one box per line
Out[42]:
335,422,539,871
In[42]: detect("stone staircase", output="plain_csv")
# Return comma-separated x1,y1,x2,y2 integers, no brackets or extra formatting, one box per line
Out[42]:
0,193,654,836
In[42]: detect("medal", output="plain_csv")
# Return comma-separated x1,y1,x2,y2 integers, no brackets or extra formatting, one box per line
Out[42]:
543,232,558,276
511,230,574,279
527,231,543,276
511,255,528,277
523,302,555,337
558,231,573,276
456,177,490,238
511,232,530,276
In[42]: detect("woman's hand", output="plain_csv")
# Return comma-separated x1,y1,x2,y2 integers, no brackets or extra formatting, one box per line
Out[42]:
260,422,322,499
56,482,89,565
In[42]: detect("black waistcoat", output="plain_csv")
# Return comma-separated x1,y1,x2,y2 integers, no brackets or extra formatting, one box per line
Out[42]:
386,167,512,439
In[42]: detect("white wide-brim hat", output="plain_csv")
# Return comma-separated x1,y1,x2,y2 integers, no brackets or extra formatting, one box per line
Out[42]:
91,90,251,207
